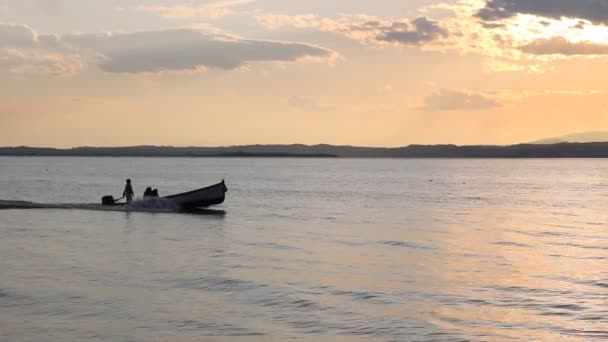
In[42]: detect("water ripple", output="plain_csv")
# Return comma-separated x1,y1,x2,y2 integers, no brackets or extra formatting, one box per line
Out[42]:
379,240,434,250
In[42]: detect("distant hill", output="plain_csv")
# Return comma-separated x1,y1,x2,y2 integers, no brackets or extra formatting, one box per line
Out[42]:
532,132,608,144
3,142,608,158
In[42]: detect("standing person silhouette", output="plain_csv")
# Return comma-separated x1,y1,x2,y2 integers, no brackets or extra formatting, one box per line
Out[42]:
123,179,135,203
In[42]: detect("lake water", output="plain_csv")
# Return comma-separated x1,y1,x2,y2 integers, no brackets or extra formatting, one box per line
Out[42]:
0,157,606,341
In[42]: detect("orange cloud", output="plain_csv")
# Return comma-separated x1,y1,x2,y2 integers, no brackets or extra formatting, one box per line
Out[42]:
520,37,608,56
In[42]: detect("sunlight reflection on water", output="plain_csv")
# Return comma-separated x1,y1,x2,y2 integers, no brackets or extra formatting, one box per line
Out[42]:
0,157,606,341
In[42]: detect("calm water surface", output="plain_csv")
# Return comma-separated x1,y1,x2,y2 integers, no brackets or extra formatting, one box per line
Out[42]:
0,157,606,341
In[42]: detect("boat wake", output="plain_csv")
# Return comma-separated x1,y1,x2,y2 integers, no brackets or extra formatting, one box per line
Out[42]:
0,199,226,216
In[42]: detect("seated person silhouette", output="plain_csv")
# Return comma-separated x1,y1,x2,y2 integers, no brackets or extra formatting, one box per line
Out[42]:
143,187,153,198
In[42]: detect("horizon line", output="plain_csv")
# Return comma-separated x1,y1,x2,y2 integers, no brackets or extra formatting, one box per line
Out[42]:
1,141,605,150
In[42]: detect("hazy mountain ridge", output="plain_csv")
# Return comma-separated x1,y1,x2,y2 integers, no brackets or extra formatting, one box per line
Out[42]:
3,142,608,158
531,132,608,144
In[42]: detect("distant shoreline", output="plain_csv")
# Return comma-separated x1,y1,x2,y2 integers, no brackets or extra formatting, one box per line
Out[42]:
0,151,339,158
2,142,608,158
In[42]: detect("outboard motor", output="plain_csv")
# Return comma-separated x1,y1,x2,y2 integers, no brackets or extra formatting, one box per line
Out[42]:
101,195,115,206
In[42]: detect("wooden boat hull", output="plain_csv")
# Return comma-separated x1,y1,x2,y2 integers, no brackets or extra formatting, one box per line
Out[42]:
0,200,226,215
164,180,228,209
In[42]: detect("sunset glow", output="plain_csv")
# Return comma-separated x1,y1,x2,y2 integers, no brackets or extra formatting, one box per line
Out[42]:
505,15,608,46
1,0,608,147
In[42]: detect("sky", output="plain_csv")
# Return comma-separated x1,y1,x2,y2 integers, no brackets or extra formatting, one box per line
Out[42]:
1,0,608,147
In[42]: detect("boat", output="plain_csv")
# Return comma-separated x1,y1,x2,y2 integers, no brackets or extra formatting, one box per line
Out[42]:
101,180,228,210
0,181,228,214
164,180,228,209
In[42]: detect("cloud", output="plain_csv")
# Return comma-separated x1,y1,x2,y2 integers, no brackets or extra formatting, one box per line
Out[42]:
346,17,448,45
0,23,81,75
0,24,37,48
64,28,336,73
418,1,608,72
255,13,449,46
520,37,608,55
138,0,254,19
421,89,501,112
477,0,608,24
288,96,334,112
0,24,336,75
0,49,81,75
